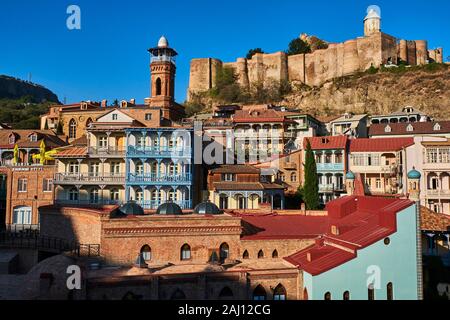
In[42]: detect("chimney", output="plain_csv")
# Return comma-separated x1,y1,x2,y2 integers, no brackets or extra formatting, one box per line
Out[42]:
306,252,312,262
129,98,136,105
331,225,339,235
120,100,128,108
101,99,108,108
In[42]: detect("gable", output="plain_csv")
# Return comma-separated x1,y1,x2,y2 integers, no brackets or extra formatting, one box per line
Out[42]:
96,109,135,123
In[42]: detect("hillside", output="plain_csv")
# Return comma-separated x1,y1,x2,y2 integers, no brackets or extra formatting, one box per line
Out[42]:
0,75,59,103
0,75,59,129
187,63,450,120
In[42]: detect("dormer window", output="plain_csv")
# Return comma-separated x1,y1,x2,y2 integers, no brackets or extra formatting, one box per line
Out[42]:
384,125,392,133
433,123,441,131
321,138,329,144
112,113,118,121
8,134,15,144
406,124,414,132
222,173,235,182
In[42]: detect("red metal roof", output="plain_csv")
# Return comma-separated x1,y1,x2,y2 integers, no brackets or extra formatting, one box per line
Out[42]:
283,195,414,275
369,121,450,136
349,137,414,152
304,135,348,150
54,147,88,158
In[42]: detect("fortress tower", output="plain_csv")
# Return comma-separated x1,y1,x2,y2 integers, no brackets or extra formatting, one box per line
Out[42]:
364,6,381,36
147,36,184,120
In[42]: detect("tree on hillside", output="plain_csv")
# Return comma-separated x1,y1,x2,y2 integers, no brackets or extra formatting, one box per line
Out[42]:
303,140,320,210
211,66,243,103
246,48,265,59
286,38,311,56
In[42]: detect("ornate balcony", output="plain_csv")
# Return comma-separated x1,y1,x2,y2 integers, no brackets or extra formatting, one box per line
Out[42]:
316,163,344,172
426,189,450,198
127,146,192,158
54,173,125,185
54,199,123,206
137,200,191,210
88,147,125,157
319,184,344,193
127,173,192,185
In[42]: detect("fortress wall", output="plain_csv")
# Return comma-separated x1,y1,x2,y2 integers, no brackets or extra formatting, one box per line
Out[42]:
428,48,443,63
343,39,360,75
415,40,428,65
305,45,340,87
188,58,223,98
287,53,305,83
399,39,408,62
381,33,398,65
406,41,417,65
246,52,288,86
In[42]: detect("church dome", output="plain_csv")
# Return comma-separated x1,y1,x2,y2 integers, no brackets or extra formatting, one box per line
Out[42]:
158,36,169,48
346,171,355,180
156,202,183,215
408,168,421,179
193,201,222,215
112,201,145,217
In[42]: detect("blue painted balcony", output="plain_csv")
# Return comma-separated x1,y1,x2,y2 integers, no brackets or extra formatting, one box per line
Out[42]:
127,146,192,158
316,162,344,172
127,173,192,185
137,200,192,210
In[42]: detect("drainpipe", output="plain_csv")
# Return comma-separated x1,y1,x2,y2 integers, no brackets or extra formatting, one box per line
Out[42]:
415,200,424,300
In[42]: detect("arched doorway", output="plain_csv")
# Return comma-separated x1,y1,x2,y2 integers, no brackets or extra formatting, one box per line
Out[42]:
219,243,229,263
253,285,266,300
218,287,233,300
273,284,286,300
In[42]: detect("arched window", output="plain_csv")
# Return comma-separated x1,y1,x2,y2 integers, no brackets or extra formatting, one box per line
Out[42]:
243,250,249,259
218,287,233,299
170,289,186,300
290,173,297,182
140,245,151,261
69,188,79,201
273,284,286,300
253,285,266,300
387,282,393,300
86,118,93,128
219,243,229,262
324,292,331,300
257,250,264,259
181,244,191,260
69,119,77,139
343,291,350,300
272,250,278,259
155,78,162,96
136,161,144,175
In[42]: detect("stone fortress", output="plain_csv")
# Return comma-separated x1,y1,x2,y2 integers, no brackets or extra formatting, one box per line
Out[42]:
187,6,443,100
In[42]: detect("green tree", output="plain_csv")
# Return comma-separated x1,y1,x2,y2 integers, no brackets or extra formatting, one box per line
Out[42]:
286,38,311,56
246,48,265,59
303,140,320,210
112,99,119,107
56,121,63,135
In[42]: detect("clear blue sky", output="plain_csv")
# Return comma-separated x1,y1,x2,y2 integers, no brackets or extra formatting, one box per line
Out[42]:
0,0,448,104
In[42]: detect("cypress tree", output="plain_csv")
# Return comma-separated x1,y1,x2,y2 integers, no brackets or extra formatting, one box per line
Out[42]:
303,140,320,210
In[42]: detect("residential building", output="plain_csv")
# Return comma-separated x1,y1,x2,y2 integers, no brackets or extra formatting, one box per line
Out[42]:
327,113,368,138
370,106,431,124
348,137,415,196
304,136,348,204
369,121,450,138
207,165,285,210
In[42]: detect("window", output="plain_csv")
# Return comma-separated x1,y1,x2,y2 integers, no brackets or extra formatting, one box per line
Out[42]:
181,244,191,260
145,113,152,121
90,188,99,204
343,291,350,300
69,188,79,201
13,206,32,225
98,136,108,149
222,173,234,182
29,134,37,142
290,173,297,182
368,284,375,300
140,245,151,261
257,250,264,259
219,243,229,262
110,162,121,175
136,190,143,202
280,173,285,182
384,125,391,133
112,113,118,120
376,178,382,189
110,188,120,201
137,136,145,148
324,292,331,300
168,189,177,202
68,162,79,175
90,162,100,176
253,285,266,301
387,283,393,300
325,153,332,163
43,178,53,192
273,284,286,300
9,134,15,144
169,162,177,175
136,162,144,175
434,123,441,131
69,119,77,139
406,124,414,132
219,195,228,210
272,250,278,258
243,250,249,259
155,78,162,96
18,178,27,192
335,152,343,163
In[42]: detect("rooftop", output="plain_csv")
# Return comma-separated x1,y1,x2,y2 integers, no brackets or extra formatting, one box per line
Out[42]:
369,121,450,136
304,135,348,150
349,137,414,152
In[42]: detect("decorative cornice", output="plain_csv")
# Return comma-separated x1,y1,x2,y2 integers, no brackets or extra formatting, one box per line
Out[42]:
103,226,242,236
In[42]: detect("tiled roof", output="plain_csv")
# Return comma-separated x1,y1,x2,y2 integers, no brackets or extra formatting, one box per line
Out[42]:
71,135,87,147
284,196,414,275
240,214,329,240
210,165,260,174
54,146,88,158
233,109,288,123
0,130,67,149
349,137,414,152
369,121,450,136
304,135,348,150
420,206,450,231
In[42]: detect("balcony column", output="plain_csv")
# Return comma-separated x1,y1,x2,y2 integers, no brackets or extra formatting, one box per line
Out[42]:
106,131,111,150
77,159,83,180
100,158,106,180
157,132,162,152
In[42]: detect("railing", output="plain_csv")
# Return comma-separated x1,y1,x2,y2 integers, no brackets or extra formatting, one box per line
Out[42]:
127,146,192,157
319,184,344,192
88,147,125,156
54,173,125,184
0,232,100,257
137,200,191,210
426,189,450,197
54,199,123,206
316,163,344,171
5,224,40,235
127,173,192,183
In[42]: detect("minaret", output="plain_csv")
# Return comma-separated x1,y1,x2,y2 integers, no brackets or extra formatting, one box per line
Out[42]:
148,36,179,119
364,7,381,36
407,167,424,300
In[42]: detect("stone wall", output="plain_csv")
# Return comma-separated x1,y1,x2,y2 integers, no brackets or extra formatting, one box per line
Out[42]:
187,31,440,100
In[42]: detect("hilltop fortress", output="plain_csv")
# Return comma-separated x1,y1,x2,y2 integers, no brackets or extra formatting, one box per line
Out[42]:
187,7,443,101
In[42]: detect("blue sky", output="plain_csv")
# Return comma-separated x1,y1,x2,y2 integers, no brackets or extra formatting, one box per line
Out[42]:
0,0,448,104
